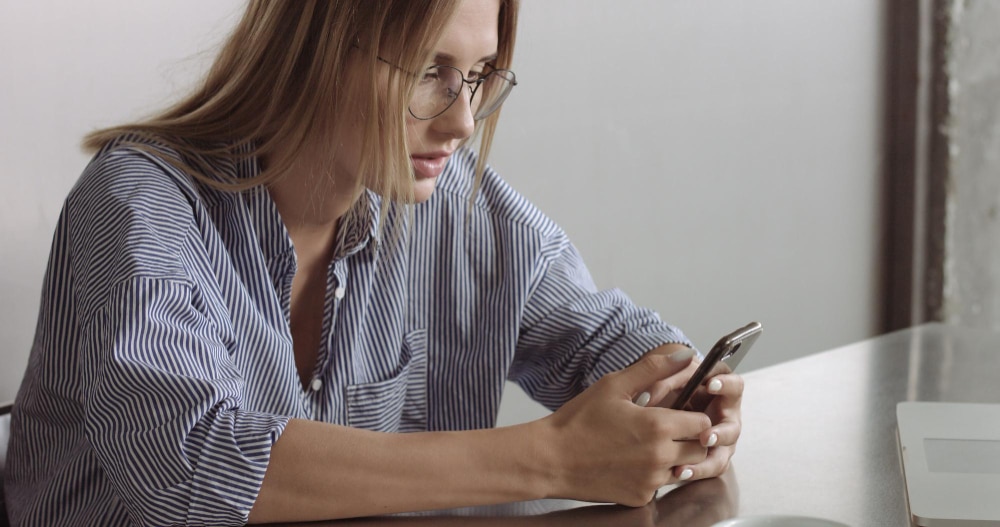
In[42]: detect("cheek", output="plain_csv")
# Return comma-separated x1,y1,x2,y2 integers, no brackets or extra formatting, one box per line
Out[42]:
405,117,431,151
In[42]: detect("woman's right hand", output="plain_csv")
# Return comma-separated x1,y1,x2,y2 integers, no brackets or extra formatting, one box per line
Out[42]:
535,348,714,506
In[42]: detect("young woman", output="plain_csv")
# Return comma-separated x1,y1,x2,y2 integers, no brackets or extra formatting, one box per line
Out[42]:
5,1,744,525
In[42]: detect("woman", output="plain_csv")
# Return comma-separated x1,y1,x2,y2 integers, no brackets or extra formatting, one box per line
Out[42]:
5,1,744,525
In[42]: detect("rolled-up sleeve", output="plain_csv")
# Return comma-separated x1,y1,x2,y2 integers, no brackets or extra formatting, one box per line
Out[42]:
509,232,691,411
81,276,287,527
59,148,289,526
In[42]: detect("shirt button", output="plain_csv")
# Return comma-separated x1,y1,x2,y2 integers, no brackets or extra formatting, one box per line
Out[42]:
334,286,346,300
310,378,323,392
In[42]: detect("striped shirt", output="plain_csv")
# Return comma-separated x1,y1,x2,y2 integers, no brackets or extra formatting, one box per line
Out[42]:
5,137,690,526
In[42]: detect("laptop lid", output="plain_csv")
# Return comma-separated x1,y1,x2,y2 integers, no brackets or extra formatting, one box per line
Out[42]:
896,402,1000,526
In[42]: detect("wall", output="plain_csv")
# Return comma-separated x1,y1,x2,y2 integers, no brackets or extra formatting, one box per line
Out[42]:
0,1,245,402
490,1,885,423
0,1,885,425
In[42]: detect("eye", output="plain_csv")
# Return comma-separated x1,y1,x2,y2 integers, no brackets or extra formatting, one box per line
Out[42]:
468,63,496,82
419,69,441,85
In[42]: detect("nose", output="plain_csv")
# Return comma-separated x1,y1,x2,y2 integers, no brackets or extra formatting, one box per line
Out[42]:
431,92,476,141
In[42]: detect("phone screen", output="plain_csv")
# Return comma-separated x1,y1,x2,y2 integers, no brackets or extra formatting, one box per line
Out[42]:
670,322,762,412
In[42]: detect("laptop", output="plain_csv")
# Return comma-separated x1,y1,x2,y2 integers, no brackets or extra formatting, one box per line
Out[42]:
897,402,1000,526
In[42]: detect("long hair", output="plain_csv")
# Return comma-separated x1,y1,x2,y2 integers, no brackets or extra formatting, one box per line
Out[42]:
83,0,519,213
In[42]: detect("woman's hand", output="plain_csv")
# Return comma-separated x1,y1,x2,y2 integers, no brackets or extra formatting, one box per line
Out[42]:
534,347,713,506
673,372,744,482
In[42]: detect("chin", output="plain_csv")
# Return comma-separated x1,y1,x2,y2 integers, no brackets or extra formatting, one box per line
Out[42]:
412,178,438,203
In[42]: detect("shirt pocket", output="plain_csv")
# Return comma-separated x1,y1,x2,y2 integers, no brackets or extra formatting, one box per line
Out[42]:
345,329,428,433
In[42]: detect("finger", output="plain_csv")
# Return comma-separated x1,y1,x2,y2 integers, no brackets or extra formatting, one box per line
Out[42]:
619,348,696,400
666,438,710,467
637,360,700,407
705,373,744,399
703,374,744,424
648,407,713,441
701,420,741,448
675,445,735,482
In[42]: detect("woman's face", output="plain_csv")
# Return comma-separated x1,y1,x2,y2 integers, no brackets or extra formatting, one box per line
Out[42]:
406,0,501,203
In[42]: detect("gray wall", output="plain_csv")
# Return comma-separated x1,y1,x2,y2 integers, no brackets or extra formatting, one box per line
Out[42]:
0,1,885,423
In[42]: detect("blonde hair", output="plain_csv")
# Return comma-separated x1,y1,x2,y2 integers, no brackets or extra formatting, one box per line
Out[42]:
84,0,519,213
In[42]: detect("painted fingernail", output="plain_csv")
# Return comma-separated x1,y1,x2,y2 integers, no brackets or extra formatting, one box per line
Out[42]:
708,378,723,394
679,468,694,481
706,432,719,447
668,348,696,362
634,391,651,407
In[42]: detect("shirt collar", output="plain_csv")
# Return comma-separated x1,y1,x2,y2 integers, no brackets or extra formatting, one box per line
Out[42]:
332,189,381,260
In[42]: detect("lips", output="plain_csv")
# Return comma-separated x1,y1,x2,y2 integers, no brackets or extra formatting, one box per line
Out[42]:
410,151,452,180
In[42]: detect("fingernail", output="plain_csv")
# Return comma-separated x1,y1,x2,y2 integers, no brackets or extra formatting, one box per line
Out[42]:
705,432,718,447
634,391,651,407
668,348,696,362
708,378,723,394
679,468,694,481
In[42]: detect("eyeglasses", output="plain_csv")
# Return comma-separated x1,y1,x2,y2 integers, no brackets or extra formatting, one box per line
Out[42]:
378,56,517,121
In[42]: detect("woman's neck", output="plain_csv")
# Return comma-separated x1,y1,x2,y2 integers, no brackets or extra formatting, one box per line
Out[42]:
267,159,363,265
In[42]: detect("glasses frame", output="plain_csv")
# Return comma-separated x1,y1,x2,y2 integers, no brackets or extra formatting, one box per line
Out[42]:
376,56,517,121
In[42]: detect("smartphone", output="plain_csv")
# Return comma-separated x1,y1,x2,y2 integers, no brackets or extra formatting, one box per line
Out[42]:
670,321,762,412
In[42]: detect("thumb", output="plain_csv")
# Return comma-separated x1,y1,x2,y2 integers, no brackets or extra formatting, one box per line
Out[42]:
616,347,696,398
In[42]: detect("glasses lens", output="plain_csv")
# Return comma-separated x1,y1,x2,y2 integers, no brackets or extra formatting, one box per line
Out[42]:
410,66,462,120
472,69,516,120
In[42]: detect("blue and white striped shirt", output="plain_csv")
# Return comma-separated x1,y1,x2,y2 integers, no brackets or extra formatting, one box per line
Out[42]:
5,137,690,526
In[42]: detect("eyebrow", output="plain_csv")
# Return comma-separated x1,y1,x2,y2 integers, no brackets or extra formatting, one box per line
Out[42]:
432,51,499,66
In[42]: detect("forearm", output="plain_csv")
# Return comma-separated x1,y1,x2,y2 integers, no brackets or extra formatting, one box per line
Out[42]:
248,418,552,523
